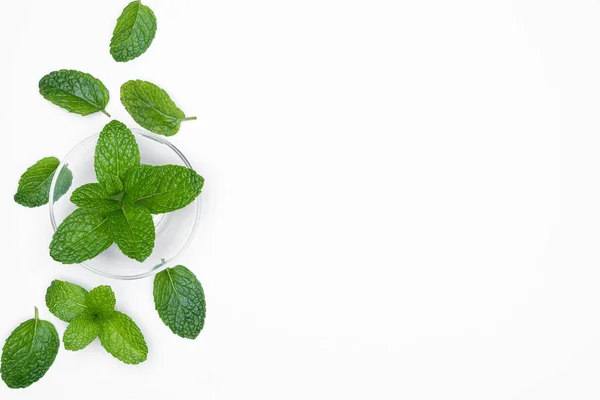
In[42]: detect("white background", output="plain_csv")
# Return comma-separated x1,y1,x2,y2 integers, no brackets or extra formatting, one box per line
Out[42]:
0,0,597,398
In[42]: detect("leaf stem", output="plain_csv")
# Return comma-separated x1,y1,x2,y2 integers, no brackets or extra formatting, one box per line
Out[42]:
34,306,39,321
182,116,197,122
102,109,112,118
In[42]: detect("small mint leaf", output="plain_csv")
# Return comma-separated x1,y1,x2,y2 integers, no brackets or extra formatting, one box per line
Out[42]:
49,209,113,264
98,311,148,365
110,1,157,62
14,157,72,208
63,313,100,351
71,183,120,213
154,265,206,339
45,280,88,322
86,286,116,315
120,80,196,136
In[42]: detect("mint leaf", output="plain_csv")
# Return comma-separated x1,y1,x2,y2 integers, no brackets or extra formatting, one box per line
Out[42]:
86,286,116,315
123,164,204,213
71,183,121,213
49,209,113,264
14,157,72,208
109,203,155,262
110,1,157,62
1,308,59,389
45,280,88,322
39,70,110,117
98,311,148,365
63,312,100,351
121,80,196,136
94,120,140,194
154,265,206,339
102,174,124,196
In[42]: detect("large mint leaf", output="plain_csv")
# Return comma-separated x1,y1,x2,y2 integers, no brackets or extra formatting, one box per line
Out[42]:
154,265,206,339
45,280,88,322
70,183,120,213
14,157,72,208
86,286,117,315
49,209,113,264
94,120,140,194
63,312,100,351
109,203,155,262
123,165,204,213
121,80,196,136
0,308,59,389
39,70,110,117
98,311,148,365
110,1,157,62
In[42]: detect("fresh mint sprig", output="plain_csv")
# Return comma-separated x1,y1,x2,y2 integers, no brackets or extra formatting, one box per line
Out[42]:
45,280,148,365
50,119,204,264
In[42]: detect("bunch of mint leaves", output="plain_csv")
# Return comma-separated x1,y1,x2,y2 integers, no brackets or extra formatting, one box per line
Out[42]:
1,269,206,388
5,0,209,390
50,120,204,264
46,280,148,364
15,0,197,210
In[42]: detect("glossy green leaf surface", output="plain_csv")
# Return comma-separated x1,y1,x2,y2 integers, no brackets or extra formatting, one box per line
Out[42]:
39,70,110,116
1,309,59,389
123,164,203,213
154,265,206,339
45,280,89,322
98,312,148,365
121,80,196,136
49,209,113,264
71,183,121,213
109,203,155,262
14,157,72,207
63,313,100,351
94,120,140,194
86,286,117,315
110,1,157,62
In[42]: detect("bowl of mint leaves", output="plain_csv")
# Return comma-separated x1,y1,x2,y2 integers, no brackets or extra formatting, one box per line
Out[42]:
47,122,202,279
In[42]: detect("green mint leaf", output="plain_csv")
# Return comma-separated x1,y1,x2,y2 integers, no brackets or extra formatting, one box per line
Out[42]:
123,164,204,213
120,80,196,136
110,1,157,62
39,70,111,117
86,286,117,315
53,166,74,202
14,157,72,208
49,209,113,264
109,203,155,262
1,308,59,389
45,280,88,322
98,311,148,365
102,174,124,195
154,265,206,339
63,312,100,351
94,120,140,194
71,183,121,213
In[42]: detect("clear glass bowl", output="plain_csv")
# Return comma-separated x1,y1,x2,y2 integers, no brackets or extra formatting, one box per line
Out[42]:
48,129,201,280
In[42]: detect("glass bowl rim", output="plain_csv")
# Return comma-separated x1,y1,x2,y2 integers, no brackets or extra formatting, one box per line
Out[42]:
48,128,201,281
